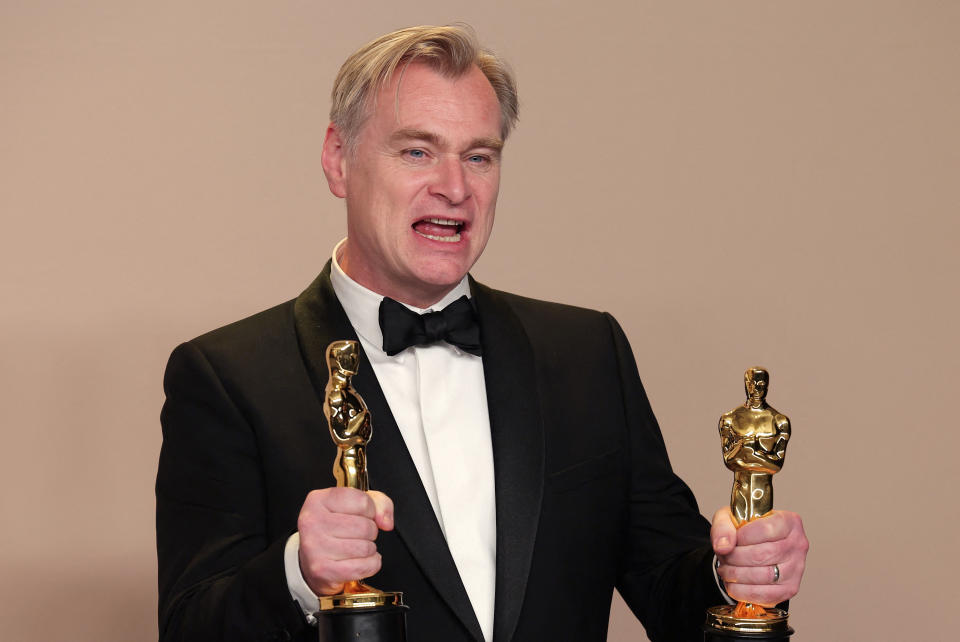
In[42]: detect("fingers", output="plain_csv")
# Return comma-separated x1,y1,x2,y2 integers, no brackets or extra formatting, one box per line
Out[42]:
720,539,781,568
710,506,737,555
714,509,809,606
721,582,792,608
718,558,790,585
734,510,792,546
297,487,394,596
314,486,377,519
313,511,378,544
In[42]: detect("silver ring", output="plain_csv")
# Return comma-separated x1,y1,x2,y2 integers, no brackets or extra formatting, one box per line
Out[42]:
772,564,781,583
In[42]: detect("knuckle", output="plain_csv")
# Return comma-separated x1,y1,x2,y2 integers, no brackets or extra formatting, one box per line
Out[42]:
359,493,377,515
306,488,332,507
306,558,330,582
757,521,775,543
328,487,352,505
298,513,319,536
792,560,806,583
345,556,377,580
366,553,383,575
330,486,355,501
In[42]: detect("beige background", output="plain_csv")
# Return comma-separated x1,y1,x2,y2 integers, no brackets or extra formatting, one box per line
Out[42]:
2,1,958,640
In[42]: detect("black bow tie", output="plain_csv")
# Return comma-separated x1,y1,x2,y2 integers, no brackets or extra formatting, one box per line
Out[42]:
379,295,482,357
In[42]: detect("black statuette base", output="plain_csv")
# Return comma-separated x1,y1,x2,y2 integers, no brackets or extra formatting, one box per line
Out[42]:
317,604,409,642
704,625,794,641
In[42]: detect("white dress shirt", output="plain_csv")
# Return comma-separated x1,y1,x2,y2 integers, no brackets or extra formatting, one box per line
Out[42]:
285,240,497,641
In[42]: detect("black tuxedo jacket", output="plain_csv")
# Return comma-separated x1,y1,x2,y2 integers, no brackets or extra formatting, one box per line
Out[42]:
157,265,718,642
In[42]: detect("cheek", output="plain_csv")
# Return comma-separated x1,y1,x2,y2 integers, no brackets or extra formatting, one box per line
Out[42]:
477,192,499,234
471,174,500,210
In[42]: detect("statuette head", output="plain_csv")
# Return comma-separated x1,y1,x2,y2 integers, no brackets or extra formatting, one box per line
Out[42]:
744,367,769,407
327,339,360,376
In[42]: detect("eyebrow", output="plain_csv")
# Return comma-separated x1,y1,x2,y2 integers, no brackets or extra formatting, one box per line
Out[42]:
390,128,504,154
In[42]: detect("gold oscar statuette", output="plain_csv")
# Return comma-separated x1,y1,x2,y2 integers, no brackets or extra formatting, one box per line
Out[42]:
316,340,407,641
704,367,794,640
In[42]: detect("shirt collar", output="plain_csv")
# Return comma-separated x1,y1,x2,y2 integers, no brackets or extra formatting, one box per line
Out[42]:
329,238,472,356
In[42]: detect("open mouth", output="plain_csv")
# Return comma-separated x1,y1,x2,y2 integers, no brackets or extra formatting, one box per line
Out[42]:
412,217,465,243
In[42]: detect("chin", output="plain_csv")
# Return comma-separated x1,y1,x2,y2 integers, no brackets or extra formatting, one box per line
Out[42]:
413,257,473,286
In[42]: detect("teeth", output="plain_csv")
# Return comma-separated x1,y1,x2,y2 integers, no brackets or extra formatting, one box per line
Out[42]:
415,230,461,243
426,217,461,226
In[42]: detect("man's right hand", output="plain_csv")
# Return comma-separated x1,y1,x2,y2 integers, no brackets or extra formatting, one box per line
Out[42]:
297,487,394,596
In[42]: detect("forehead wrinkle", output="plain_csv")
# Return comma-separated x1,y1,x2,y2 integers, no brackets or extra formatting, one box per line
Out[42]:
379,63,502,151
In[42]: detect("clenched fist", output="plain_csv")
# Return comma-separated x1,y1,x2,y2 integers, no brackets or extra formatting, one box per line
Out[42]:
711,507,808,607
297,487,394,596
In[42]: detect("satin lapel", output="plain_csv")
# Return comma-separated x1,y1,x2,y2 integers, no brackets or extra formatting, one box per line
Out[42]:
471,280,545,642
294,264,485,642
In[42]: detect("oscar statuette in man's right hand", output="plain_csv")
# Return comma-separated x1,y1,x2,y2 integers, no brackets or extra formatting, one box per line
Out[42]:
315,340,408,642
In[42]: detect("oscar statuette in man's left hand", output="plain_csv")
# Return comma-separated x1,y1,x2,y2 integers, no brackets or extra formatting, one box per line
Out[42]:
704,367,794,641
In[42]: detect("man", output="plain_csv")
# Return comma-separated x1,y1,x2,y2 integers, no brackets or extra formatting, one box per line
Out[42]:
157,25,808,642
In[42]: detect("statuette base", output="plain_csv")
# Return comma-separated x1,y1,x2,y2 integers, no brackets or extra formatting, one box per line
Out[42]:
704,605,792,640
316,592,408,642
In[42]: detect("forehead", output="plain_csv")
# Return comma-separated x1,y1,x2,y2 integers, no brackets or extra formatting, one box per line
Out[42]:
367,62,502,138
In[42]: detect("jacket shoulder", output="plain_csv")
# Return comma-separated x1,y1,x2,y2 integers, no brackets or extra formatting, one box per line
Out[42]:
191,300,295,350
168,300,299,382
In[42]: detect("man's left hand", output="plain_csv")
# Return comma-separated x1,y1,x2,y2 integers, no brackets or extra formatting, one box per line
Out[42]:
711,507,808,606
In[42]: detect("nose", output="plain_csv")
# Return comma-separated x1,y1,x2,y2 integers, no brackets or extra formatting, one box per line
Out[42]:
428,155,469,205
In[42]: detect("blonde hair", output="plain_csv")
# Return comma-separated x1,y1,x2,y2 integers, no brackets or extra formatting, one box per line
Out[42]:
330,25,519,149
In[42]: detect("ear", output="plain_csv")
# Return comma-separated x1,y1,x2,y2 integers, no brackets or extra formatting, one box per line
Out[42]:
321,123,348,199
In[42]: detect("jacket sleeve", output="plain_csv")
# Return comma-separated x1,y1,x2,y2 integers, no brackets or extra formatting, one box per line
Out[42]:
604,313,721,642
156,341,308,641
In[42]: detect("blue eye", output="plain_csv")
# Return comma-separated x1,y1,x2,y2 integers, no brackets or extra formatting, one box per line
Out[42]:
407,149,425,159
468,155,487,164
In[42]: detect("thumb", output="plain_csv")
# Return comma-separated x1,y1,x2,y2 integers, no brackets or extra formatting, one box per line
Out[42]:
368,490,394,532
711,506,737,555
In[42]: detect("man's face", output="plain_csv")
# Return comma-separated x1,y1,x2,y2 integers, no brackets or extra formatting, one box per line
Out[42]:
326,62,504,307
